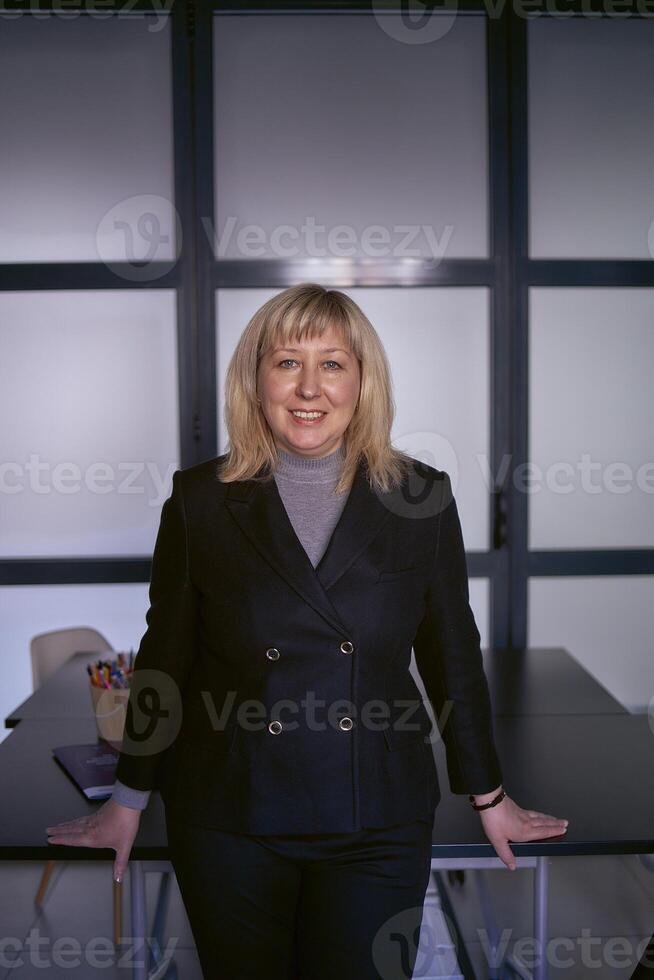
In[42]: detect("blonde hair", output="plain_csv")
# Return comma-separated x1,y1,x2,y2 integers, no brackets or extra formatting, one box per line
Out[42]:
217,283,414,495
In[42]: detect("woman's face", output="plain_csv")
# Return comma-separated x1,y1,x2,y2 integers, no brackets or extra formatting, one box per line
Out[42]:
257,325,361,459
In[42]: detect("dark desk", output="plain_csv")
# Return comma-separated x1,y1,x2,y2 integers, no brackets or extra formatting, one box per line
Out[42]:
430,712,654,857
5,651,104,729
0,717,167,861
2,713,652,862
2,648,649,980
0,716,173,980
482,647,628,716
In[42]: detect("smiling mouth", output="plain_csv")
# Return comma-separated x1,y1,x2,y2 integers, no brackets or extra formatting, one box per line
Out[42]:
289,410,327,421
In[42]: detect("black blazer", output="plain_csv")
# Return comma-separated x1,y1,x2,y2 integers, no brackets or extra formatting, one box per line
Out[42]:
115,453,503,834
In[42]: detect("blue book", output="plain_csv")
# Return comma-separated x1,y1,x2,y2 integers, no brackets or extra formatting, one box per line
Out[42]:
53,742,120,800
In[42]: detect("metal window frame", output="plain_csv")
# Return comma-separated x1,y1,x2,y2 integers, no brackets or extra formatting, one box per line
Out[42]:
1,0,652,657
0,1,197,589
200,1,515,648
507,5,654,648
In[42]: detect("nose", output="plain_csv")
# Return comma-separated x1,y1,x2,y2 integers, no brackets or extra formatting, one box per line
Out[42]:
296,365,321,399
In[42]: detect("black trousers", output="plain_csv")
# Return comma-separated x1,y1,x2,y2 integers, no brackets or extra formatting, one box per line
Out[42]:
165,807,434,980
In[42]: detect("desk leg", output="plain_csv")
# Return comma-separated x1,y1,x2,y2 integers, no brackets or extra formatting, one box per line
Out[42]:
473,869,502,979
130,860,147,980
534,857,549,980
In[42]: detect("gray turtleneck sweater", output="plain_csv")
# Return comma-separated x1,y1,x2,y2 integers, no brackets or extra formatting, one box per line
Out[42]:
111,443,349,810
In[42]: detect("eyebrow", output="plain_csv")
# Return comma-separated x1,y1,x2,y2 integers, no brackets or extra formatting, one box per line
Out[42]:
272,347,350,355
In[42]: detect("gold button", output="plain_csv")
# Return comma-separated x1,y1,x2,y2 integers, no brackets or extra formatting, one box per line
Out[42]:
340,640,354,655
268,720,283,735
265,647,280,661
339,717,354,731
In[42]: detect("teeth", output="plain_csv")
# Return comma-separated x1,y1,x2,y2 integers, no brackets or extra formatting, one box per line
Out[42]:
292,411,324,419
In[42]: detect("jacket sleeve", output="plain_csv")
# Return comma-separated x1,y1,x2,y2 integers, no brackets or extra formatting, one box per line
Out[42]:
114,468,200,792
412,471,503,796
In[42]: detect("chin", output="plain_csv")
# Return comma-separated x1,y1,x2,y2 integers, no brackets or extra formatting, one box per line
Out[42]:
283,429,333,449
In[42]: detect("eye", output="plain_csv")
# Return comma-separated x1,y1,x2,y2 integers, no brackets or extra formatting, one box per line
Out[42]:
277,359,342,370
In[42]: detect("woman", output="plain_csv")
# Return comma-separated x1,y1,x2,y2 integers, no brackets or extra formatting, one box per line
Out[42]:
46,283,568,979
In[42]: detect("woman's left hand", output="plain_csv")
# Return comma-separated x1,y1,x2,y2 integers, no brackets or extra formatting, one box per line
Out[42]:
479,794,569,871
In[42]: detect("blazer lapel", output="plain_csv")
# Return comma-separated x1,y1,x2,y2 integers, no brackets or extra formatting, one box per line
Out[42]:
224,457,394,635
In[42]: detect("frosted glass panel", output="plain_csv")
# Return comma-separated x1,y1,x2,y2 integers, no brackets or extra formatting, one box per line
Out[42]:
0,17,175,263
529,288,654,549
216,287,490,549
213,14,488,260
529,577,654,714
0,583,150,745
529,19,654,258
469,577,490,650
0,290,179,557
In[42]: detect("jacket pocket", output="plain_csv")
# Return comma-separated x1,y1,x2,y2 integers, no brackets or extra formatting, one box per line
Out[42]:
377,560,431,582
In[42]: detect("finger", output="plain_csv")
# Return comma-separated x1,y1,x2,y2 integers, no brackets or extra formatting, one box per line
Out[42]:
46,814,92,828
113,848,131,885
46,823,92,839
46,831,96,847
46,817,92,834
112,826,139,885
47,818,103,847
528,816,568,828
528,816,569,829
492,840,517,871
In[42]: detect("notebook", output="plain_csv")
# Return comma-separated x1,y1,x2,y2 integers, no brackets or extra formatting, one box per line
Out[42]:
53,742,120,800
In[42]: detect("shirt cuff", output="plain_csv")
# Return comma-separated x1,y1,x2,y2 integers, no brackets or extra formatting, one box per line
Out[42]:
111,778,151,811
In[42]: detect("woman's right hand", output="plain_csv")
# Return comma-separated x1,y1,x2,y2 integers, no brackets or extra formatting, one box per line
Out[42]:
46,799,142,883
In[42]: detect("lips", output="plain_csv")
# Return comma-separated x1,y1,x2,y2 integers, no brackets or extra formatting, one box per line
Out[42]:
288,409,327,424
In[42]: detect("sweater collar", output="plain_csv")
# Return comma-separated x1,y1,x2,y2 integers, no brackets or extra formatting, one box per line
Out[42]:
274,443,346,482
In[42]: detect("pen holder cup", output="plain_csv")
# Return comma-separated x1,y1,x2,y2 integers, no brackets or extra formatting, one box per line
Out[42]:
89,682,130,751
